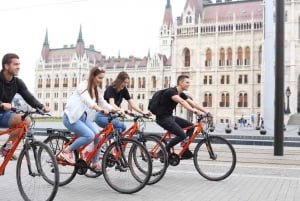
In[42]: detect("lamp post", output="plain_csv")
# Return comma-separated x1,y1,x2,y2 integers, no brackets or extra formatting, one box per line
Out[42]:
285,87,291,114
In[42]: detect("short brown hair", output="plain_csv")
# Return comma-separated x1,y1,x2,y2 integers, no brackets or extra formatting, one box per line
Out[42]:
2,53,19,69
177,75,189,85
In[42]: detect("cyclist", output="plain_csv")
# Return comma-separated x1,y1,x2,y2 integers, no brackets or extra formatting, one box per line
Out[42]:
60,66,115,171
0,53,50,159
95,71,150,139
155,75,209,159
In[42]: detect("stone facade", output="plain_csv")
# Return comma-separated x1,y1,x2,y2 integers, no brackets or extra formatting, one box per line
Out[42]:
34,0,300,126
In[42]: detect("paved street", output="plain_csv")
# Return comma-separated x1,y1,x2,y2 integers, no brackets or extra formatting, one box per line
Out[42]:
1,144,300,201
1,122,300,200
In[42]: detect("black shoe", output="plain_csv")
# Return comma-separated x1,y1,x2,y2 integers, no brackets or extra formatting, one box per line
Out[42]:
157,150,165,163
181,149,194,159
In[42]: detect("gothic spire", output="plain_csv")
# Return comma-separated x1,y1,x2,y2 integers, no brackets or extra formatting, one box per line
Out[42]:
163,0,173,26
43,29,49,46
77,24,84,43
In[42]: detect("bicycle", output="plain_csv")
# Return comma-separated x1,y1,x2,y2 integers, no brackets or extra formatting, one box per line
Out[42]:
152,113,236,181
0,108,59,201
120,112,168,185
85,112,168,184
44,112,152,194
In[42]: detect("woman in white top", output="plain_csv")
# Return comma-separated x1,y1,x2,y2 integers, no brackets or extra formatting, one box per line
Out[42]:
60,66,113,171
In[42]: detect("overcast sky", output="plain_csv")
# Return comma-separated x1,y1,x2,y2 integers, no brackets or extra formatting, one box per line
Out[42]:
0,0,192,91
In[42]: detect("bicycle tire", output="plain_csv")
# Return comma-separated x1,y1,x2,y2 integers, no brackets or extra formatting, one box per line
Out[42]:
193,135,236,181
136,135,168,185
102,138,152,194
44,135,78,186
16,141,59,201
148,133,168,146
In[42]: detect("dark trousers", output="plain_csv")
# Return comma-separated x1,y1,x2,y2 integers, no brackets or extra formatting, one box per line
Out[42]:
156,116,194,152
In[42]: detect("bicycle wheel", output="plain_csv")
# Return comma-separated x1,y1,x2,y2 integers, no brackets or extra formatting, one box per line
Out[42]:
102,138,152,194
44,135,78,186
194,135,236,181
137,135,168,185
16,141,59,201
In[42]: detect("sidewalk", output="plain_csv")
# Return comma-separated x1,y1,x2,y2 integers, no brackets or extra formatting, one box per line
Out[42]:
1,143,300,201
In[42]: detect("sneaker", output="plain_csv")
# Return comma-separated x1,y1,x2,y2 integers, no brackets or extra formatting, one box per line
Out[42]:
181,149,194,159
100,143,108,153
1,145,17,160
58,149,75,163
157,150,165,163
10,154,18,161
91,162,102,172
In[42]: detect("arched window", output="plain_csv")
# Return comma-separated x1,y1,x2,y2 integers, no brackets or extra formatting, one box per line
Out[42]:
46,75,51,88
130,77,135,88
72,74,77,87
142,77,146,88
220,92,230,107
184,48,190,67
138,77,141,88
238,92,248,107
38,75,43,88
163,76,169,88
237,47,243,65
63,74,68,88
203,93,212,107
205,48,212,67
245,47,251,65
258,46,262,65
219,48,225,66
54,74,59,88
227,48,232,66
257,92,261,107
152,76,156,88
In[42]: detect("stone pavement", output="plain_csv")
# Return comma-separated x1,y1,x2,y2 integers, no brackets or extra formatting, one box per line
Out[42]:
1,123,300,201
1,144,300,201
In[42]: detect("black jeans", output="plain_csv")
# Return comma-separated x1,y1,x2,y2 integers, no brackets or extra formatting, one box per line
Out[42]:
156,115,194,152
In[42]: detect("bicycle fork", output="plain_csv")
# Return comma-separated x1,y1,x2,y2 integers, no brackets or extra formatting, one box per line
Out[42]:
203,134,217,160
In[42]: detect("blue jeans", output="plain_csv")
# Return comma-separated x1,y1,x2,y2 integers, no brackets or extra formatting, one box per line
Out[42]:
63,113,101,163
0,111,14,128
94,112,126,138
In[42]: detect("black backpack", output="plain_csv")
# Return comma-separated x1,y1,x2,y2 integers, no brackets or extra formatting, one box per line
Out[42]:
148,88,168,115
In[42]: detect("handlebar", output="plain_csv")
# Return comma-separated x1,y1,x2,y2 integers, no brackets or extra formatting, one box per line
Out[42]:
125,111,152,121
106,111,126,122
196,113,213,122
11,107,51,120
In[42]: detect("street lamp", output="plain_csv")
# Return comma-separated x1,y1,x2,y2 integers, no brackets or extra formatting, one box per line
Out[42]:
285,86,291,114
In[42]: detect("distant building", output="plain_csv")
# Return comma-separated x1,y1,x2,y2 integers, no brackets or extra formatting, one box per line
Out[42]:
35,0,300,125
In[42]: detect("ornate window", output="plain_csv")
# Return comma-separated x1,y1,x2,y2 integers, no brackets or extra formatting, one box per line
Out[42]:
219,48,225,66
184,48,190,67
227,48,232,66
205,48,212,67
238,92,248,107
237,47,243,65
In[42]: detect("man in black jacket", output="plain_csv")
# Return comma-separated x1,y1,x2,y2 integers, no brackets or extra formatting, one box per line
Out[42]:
155,75,209,159
0,53,50,157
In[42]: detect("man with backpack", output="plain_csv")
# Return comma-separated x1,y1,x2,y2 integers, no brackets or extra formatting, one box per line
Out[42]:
152,75,209,159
